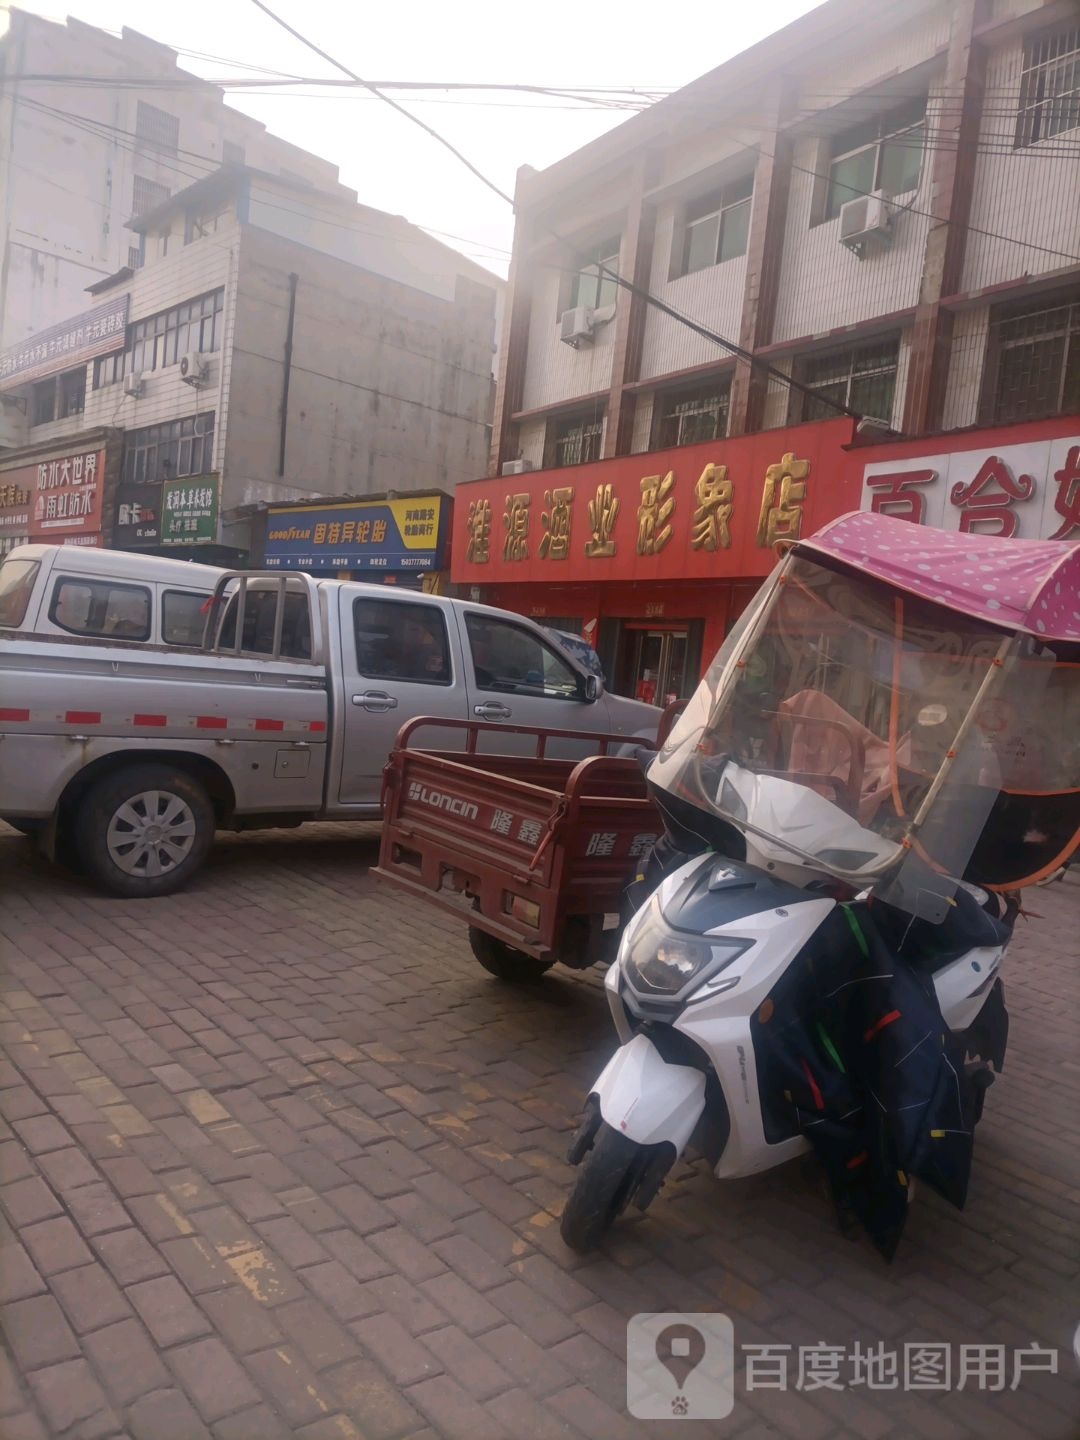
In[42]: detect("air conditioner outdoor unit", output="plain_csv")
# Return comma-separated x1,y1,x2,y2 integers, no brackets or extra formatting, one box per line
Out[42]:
123,372,143,398
501,459,534,477
179,351,210,385
559,305,595,348
839,190,894,255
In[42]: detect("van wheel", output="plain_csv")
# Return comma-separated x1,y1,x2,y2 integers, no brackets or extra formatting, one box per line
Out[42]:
561,1123,647,1252
468,927,553,982
76,765,215,898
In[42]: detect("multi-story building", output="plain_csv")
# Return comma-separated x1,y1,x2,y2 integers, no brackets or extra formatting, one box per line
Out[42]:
0,167,501,570
0,7,351,352
453,0,1079,700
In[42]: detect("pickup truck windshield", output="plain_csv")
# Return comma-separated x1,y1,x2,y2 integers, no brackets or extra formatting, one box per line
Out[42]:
0,558,40,628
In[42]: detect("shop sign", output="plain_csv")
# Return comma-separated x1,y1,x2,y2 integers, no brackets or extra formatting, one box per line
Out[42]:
861,427,1080,541
454,418,857,585
0,296,129,387
114,482,162,548
161,477,218,545
0,477,32,556
265,495,447,571
23,447,105,544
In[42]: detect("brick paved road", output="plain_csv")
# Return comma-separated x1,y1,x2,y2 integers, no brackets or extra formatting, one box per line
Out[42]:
1,823,1077,1439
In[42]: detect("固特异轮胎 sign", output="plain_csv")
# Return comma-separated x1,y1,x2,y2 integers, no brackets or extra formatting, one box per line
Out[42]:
161,477,219,546
264,497,446,571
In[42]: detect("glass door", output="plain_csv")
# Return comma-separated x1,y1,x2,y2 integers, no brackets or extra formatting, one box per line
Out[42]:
624,627,690,706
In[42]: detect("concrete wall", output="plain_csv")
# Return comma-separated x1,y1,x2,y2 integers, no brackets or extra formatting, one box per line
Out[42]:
0,9,348,351
222,224,498,528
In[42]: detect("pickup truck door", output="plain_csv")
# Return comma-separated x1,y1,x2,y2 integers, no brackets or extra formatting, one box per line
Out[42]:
453,608,609,758
335,586,469,807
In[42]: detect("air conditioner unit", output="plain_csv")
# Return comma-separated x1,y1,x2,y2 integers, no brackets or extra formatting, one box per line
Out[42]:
559,305,595,348
179,351,210,385
838,190,894,255
123,372,143,398
501,459,534,477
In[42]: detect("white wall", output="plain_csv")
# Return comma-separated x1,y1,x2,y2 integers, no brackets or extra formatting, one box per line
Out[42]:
941,306,990,429
961,35,1080,293
520,264,619,412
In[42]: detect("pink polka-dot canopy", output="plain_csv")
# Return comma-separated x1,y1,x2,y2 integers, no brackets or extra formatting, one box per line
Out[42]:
798,512,1080,643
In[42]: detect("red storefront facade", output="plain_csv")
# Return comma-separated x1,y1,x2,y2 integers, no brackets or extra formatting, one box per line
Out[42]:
452,417,859,703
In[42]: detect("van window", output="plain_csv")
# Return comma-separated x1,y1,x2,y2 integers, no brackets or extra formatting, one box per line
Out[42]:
217,587,312,659
0,558,39,628
354,598,451,684
162,589,210,647
49,578,151,641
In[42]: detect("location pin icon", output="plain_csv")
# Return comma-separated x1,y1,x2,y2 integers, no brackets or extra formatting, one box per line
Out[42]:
656,1322,706,1393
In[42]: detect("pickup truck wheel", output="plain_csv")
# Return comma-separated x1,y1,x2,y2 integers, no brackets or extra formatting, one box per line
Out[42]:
76,765,215,898
468,927,553,982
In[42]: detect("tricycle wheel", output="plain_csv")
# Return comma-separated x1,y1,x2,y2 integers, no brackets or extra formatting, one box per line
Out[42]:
468,927,553,982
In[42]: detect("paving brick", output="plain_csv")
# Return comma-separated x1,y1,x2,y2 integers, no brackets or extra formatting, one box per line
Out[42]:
218,1177,286,1222
324,1356,423,1440
302,1261,380,1324
351,1314,441,1386
3,1292,81,1370
321,1229,390,1283
276,1297,359,1371
407,1374,507,1440
478,1322,576,1397
422,1324,514,1402
369,1225,447,1283
486,1389,583,1440
244,1344,337,1427
62,1179,131,1237
27,1358,117,1439
323,1184,394,1236
197,1288,284,1355
128,1274,212,1346
0,1141,37,1185
19,1214,93,1275
129,1386,213,1440
431,1233,510,1292
0,1239,46,1302
359,1274,448,1336
91,1226,171,1285
212,1402,294,1440
97,1155,159,1198
83,1317,171,1405
254,1215,329,1270
420,1271,504,1338
0,1176,62,1228
50,1261,132,1333
485,1280,581,1348
166,1336,262,1422
160,1235,235,1294
34,1145,101,1193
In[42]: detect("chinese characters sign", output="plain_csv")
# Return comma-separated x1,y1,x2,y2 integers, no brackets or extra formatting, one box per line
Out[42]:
862,429,1080,541
0,478,31,555
264,495,447,571
162,478,219,546
452,418,857,586
0,296,129,387
21,448,106,544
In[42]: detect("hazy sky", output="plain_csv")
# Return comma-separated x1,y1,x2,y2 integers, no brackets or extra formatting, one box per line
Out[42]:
7,0,825,275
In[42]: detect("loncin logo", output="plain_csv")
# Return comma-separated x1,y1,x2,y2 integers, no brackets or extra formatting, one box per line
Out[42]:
407,782,479,821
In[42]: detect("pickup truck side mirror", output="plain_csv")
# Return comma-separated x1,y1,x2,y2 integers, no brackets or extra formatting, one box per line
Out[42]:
583,674,602,703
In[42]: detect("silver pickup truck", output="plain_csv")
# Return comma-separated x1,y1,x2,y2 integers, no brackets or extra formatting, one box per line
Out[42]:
0,565,659,897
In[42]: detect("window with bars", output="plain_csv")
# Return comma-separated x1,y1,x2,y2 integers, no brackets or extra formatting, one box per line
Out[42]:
679,177,753,277
655,380,731,448
824,98,926,219
131,175,170,218
127,290,224,375
1015,25,1080,148
981,294,1080,422
567,239,620,313
122,413,216,486
135,101,180,155
547,412,605,468
794,336,900,423
127,244,143,271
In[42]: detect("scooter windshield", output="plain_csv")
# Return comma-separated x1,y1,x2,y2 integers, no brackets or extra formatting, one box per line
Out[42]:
650,554,1064,914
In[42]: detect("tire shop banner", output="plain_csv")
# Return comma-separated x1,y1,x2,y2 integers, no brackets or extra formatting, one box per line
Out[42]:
264,495,448,571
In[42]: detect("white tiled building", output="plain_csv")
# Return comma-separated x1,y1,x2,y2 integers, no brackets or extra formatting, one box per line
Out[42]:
491,0,1080,474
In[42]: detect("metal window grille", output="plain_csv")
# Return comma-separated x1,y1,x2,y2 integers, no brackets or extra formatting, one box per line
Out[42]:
1015,25,1080,148
135,101,180,155
657,381,731,447
127,244,143,271
122,412,217,486
796,337,899,422
131,175,170,218
552,415,604,467
983,297,1080,422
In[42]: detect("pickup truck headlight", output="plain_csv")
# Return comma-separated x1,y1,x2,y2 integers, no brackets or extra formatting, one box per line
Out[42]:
623,896,750,999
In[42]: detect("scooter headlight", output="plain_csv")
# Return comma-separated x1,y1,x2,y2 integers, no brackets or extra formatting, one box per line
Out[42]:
623,897,750,999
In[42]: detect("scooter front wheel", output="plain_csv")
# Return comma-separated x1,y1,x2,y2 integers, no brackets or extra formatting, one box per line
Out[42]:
561,1122,647,1252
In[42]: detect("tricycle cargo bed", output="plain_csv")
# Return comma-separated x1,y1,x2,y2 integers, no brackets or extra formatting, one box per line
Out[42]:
375,717,663,966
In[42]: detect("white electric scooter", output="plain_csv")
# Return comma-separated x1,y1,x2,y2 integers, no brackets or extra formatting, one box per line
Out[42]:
561,513,1078,1253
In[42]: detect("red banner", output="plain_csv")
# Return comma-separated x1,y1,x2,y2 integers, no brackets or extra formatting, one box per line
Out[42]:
452,417,858,586
20,447,107,544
